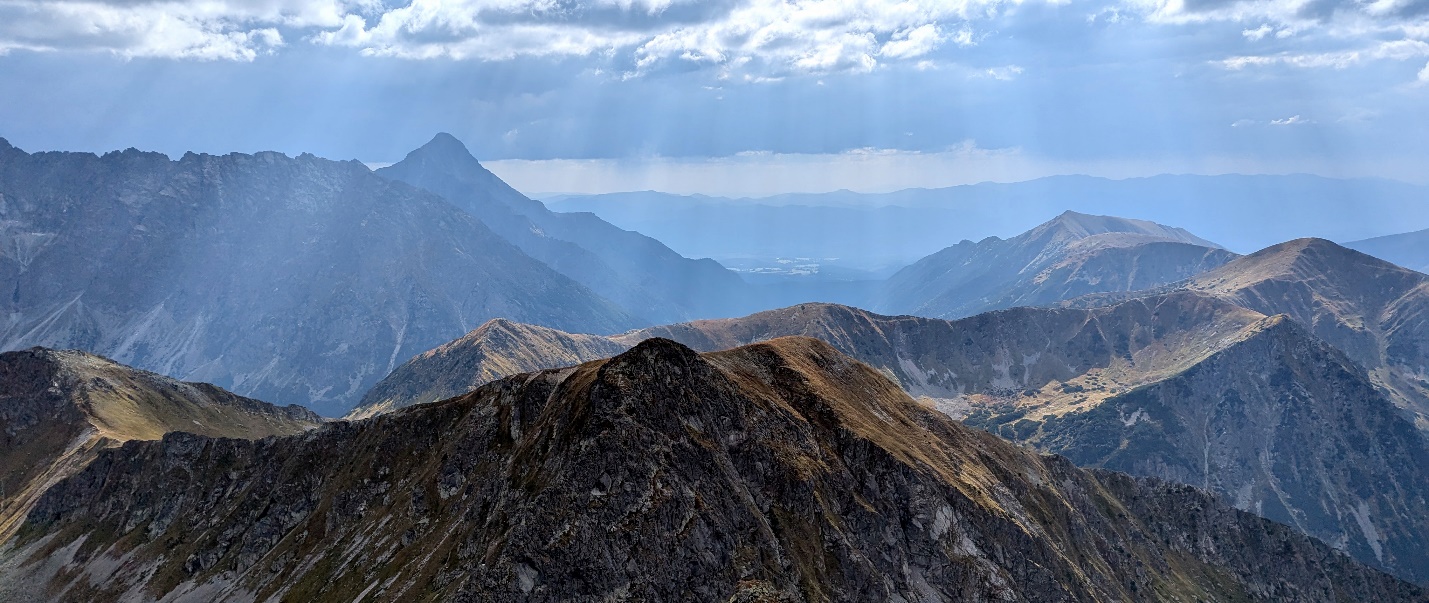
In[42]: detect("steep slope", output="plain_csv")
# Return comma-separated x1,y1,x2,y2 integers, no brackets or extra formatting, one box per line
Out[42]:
0,139,635,415
347,318,628,420
0,347,320,542
377,134,753,323
968,316,1429,584
1347,228,1429,273
6,338,1423,602
1181,238,1429,431
874,210,1237,319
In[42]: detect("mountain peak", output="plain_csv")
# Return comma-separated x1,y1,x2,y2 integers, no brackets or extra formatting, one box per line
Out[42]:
402,132,481,166
1035,210,1219,248
0,137,12,151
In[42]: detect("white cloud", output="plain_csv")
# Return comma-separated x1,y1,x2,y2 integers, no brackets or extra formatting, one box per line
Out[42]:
1231,118,1256,127
1242,24,1273,41
983,64,1025,80
0,0,365,60
1221,39,1429,70
1270,114,1311,125
307,0,1024,77
880,24,946,59
1420,60,1429,81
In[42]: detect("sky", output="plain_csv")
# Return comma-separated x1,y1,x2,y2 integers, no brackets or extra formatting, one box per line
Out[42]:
0,0,1425,196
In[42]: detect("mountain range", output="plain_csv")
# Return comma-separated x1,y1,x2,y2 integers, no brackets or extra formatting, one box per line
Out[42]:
6,134,1429,599
547,174,1429,259
0,138,653,415
5,338,1422,601
347,239,1429,584
0,136,1264,415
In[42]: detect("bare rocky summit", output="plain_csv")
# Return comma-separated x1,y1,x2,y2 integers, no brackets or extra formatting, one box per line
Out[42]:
5,338,1422,602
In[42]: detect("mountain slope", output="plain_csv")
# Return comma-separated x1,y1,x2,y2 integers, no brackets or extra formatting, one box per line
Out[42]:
969,316,1429,583
377,134,753,323
0,139,635,415
1346,228,1429,274
1181,238,1429,431
0,347,321,542
874,211,1237,319
6,338,1423,602
347,318,628,420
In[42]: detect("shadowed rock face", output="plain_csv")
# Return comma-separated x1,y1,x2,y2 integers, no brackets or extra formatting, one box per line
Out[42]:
0,347,321,542
0,141,635,415
873,210,1238,319
377,133,753,324
7,338,1424,602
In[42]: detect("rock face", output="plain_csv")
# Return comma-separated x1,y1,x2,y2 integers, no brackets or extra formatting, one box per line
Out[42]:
7,338,1423,602
0,141,635,415
1180,238,1429,432
377,134,754,324
874,210,1237,319
0,347,321,542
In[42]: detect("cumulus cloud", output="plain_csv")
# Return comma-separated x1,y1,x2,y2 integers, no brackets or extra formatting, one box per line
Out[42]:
308,0,1020,76
1270,114,1311,124
1420,60,1429,81
0,0,365,60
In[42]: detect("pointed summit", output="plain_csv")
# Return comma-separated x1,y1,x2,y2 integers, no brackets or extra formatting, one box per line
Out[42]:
398,132,482,168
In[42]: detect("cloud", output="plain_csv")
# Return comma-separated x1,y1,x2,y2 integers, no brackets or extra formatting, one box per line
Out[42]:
880,24,948,59
1421,60,1429,81
983,64,1025,80
1220,38,1429,69
1242,24,1273,40
0,0,362,60
1270,114,1311,124
1231,118,1257,126
307,0,1025,77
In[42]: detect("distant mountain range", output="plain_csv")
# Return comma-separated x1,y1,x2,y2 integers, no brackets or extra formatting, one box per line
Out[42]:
7,338,1422,601
3,137,1267,415
870,210,1238,319
1347,228,1429,274
547,174,1429,260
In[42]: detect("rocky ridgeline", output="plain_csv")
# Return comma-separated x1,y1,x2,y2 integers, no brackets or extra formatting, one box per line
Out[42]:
5,339,1423,601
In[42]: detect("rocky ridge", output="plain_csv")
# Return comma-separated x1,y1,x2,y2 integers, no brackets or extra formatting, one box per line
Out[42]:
0,347,321,542
4,338,1423,602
